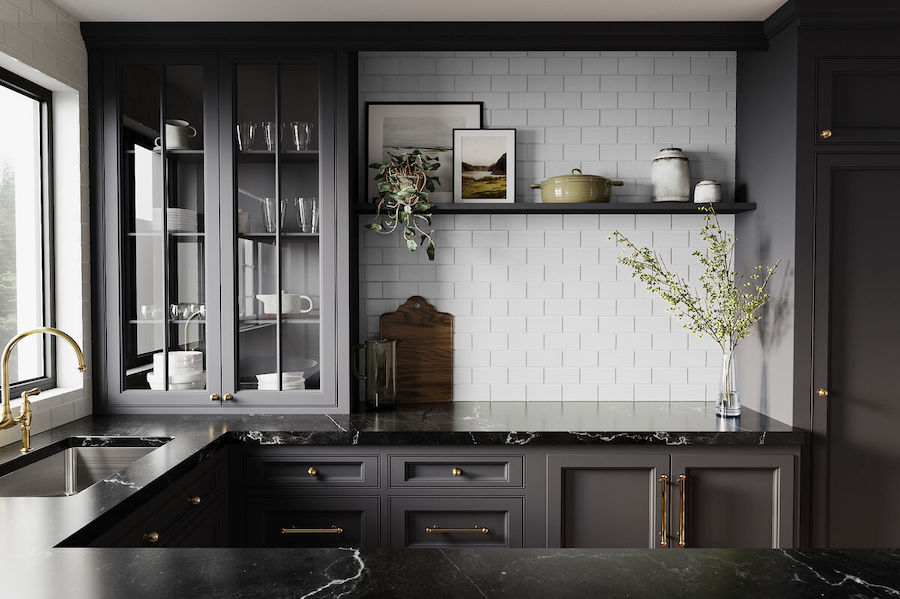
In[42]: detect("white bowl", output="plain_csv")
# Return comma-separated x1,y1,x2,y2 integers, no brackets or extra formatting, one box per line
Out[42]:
147,370,205,389
256,371,307,385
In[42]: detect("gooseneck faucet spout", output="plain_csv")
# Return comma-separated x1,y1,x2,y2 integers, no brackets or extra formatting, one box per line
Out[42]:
0,327,86,453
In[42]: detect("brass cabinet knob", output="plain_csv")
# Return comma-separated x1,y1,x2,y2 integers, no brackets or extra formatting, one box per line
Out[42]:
451,467,463,477
819,129,833,139
188,496,202,505
143,532,160,543
209,393,220,402
308,466,318,477
223,393,233,402
817,388,829,397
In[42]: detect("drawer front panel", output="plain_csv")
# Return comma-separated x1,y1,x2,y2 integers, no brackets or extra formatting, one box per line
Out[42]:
390,497,523,548
247,496,379,548
390,455,524,487
245,454,378,487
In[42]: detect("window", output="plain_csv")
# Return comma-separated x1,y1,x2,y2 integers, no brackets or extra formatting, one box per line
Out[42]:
0,67,54,395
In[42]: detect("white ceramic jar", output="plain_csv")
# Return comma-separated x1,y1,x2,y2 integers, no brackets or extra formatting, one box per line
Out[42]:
651,148,690,202
694,180,723,203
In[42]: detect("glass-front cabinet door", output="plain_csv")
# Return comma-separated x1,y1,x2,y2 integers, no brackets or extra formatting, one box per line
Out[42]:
105,54,222,407
220,54,337,409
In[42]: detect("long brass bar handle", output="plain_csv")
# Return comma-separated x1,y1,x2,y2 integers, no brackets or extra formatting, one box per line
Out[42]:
426,525,489,534
678,474,687,547
658,474,668,547
281,525,343,534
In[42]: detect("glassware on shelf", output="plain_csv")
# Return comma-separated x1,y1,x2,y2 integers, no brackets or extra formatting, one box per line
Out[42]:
236,122,256,152
295,196,319,233
286,120,313,151
260,197,286,233
261,121,277,152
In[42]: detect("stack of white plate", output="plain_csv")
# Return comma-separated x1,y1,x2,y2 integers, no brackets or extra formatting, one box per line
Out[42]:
152,208,198,233
147,350,205,390
256,371,306,391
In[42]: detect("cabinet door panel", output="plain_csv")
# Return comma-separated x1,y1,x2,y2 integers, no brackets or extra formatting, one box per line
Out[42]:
671,453,794,548
390,455,524,488
246,495,379,547
817,58,900,144
390,497,523,548
547,454,668,548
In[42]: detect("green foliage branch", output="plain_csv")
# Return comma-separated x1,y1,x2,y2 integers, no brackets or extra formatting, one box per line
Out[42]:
612,206,780,354
365,150,439,261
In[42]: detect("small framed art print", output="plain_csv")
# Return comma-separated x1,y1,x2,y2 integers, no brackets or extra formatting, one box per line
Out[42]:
453,128,516,203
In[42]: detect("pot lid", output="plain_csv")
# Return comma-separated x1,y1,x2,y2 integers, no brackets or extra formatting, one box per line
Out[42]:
537,169,622,184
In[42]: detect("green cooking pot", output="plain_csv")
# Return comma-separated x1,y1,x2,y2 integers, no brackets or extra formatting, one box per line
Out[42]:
530,169,624,203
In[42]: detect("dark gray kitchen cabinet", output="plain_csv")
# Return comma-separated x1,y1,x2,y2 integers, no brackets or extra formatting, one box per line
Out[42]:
245,495,379,548
389,496,524,549
546,453,669,549
815,58,900,145
91,49,350,414
669,453,794,549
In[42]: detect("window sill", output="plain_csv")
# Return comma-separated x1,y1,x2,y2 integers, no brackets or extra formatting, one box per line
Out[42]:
7,385,84,413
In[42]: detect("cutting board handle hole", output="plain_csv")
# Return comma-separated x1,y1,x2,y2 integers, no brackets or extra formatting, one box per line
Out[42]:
413,302,421,309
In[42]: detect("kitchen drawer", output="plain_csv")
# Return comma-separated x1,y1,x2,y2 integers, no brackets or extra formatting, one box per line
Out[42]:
244,453,378,487
390,496,523,548
246,496,379,547
390,455,524,488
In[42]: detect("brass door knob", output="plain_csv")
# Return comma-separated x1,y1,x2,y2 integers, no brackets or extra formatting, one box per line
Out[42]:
209,393,220,402
451,467,462,477
223,393,233,402
817,388,829,397
308,466,318,477
143,532,160,543
819,129,833,139
188,496,202,505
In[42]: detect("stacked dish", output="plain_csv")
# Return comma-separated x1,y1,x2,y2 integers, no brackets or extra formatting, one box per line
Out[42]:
152,208,198,233
147,350,205,390
256,371,305,390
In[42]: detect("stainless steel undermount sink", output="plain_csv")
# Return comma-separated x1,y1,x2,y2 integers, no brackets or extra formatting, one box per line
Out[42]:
0,438,170,497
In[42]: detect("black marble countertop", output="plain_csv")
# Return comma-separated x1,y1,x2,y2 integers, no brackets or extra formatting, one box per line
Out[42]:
0,401,829,597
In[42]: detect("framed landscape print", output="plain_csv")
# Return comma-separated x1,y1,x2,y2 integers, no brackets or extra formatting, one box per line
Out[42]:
366,102,483,204
453,128,516,203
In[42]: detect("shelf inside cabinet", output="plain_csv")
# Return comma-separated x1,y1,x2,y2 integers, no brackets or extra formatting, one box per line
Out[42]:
352,202,757,215
128,232,205,238
240,317,320,325
236,150,319,163
237,232,319,244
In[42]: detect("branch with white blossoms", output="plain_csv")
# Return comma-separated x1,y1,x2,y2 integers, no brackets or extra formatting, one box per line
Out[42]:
611,206,780,354
365,149,439,261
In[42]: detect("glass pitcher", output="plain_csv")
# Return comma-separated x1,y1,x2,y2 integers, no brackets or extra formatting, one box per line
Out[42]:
352,339,399,410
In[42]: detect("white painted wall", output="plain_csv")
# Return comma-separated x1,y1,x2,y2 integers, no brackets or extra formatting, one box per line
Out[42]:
0,0,89,447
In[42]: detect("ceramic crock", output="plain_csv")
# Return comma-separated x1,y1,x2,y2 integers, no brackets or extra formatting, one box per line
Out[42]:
651,148,690,202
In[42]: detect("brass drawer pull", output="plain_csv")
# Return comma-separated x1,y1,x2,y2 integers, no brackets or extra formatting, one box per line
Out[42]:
819,129,833,139
307,466,318,477
678,474,687,547
817,388,829,398
209,393,220,402
143,532,160,543
451,467,463,477
188,496,202,505
426,525,489,534
658,474,668,547
282,525,343,534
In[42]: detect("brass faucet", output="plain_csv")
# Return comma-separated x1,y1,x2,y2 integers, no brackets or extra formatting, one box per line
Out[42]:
0,327,86,453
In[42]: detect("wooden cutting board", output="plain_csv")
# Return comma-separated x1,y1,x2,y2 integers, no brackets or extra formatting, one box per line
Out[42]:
380,296,453,403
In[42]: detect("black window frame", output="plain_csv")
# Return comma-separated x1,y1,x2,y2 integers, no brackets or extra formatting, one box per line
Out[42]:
0,66,57,397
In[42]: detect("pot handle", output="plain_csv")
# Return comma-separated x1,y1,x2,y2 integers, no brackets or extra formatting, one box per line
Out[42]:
570,168,583,175
529,184,541,189
610,180,624,186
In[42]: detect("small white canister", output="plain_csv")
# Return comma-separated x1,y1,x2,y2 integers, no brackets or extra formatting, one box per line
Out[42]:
651,148,690,202
694,180,722,204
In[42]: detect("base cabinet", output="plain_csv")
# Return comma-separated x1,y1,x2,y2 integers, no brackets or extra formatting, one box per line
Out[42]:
389,496,523,548
245,496,379,547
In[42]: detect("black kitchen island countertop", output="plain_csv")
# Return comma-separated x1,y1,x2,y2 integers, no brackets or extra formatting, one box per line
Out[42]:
3,401,878,599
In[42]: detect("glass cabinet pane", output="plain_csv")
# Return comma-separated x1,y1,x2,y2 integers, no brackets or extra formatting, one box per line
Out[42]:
121,63,208,392
234,62,322,393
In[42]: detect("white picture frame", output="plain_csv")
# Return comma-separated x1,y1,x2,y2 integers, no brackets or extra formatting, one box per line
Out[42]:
453,128,516,203
366,102,483,204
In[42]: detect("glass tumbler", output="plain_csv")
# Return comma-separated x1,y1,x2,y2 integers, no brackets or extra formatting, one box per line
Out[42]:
288,121,313,151
236,122,256,151
262,121,277,152
295,197,319,233
260,197,286,233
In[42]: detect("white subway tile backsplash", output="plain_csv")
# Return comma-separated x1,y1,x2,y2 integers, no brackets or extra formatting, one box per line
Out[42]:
359,52,737,403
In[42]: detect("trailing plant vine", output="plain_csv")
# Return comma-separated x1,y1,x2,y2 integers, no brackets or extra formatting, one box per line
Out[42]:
611,206,780,354
365,150,439,261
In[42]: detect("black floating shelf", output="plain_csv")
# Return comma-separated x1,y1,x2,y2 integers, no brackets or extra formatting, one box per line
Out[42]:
236,150,319,164
352,202,757,215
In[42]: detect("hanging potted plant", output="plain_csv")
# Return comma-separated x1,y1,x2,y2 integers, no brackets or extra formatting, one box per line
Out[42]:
365,150,439,261
612,207,780,417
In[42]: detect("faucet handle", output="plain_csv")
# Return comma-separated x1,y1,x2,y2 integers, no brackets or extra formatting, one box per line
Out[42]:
21,388,41,401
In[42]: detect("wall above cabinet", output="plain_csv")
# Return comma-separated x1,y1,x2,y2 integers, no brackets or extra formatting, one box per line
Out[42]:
353,202,755,215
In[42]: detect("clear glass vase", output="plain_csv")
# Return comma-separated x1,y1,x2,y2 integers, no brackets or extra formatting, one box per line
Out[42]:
716,348,741,417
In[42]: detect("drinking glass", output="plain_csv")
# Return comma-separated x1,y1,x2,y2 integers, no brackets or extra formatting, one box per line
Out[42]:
261,197,286,233
287,121,313,151
236,122,256,151
262,121,277,152
295,197,319,233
